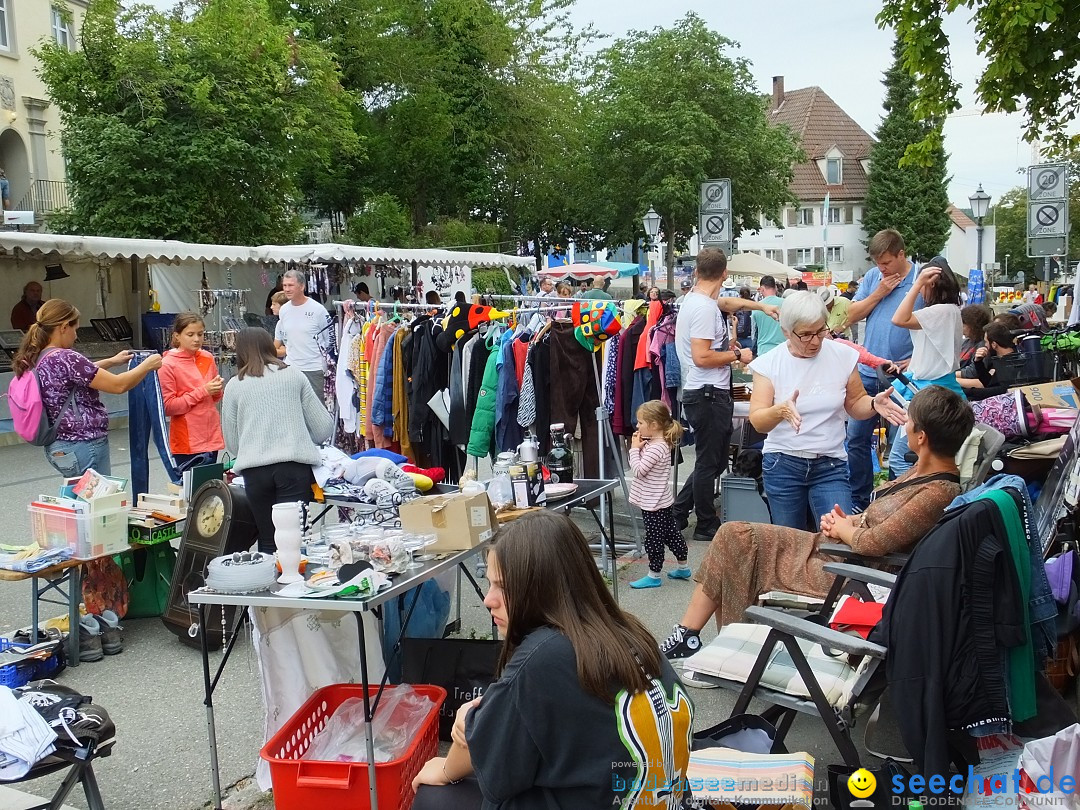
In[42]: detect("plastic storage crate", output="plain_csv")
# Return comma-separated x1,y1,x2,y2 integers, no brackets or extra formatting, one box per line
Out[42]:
261,683,445,810
29,504,130,559
0,637,66,688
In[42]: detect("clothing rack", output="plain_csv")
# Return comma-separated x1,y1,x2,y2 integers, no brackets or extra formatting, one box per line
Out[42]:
488,293,638,305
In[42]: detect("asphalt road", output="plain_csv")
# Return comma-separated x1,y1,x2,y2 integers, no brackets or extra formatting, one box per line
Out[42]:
0,430,909,809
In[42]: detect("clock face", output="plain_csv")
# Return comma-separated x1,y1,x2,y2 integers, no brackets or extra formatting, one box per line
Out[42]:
197,494,226,538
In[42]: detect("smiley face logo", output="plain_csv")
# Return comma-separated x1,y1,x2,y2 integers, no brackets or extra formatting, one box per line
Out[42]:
847,768,877,799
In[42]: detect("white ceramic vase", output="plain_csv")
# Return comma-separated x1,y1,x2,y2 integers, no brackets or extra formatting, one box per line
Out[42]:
272,502,305,584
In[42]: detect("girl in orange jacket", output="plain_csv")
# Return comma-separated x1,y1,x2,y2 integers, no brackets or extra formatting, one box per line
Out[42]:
159,312,224,466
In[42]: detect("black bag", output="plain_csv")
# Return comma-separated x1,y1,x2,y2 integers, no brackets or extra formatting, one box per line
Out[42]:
692,713,786,754
828,759,911,810
401,637,500,742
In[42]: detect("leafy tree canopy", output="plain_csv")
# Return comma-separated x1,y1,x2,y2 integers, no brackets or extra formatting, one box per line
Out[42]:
36,0,359,243
584,13,801,286
877,0,1080,165
863,38,952,259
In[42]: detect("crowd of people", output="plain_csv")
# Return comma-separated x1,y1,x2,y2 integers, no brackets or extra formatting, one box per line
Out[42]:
6,235,1067,807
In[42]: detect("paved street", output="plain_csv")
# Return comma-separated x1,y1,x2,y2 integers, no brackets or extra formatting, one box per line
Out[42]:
0,429,906,809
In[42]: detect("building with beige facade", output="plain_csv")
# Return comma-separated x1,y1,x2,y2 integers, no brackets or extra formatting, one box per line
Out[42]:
0,0,85,220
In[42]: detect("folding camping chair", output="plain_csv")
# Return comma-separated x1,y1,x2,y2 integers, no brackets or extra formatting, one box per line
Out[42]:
5,684,115,810
682,562,895,767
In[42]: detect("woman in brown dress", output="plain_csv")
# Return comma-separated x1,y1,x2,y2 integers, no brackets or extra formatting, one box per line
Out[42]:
660,386,975,661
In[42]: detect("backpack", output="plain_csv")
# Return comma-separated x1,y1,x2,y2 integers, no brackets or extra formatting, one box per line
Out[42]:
7,348,77,446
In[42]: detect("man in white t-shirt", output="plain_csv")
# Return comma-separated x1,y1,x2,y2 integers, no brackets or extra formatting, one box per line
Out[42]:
274,268,333,395
673,247,779,540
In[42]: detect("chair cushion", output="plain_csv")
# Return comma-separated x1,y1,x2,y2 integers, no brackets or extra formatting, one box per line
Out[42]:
682,622,856,706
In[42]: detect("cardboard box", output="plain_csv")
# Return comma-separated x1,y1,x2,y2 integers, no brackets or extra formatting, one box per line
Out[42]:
509,462,546,508
1013,378,1080,409
399,492,497,553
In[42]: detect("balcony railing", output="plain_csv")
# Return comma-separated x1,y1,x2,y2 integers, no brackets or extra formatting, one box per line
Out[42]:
15,180,70,215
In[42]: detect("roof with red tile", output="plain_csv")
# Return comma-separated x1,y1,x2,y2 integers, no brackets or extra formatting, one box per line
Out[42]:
770,86,876,203
947,204,976,230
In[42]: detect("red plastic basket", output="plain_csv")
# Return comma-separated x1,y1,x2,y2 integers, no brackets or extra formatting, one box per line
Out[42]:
261,683,446,810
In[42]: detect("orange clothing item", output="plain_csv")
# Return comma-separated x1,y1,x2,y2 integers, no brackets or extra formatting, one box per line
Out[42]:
634,301,662,370
159,349,224,454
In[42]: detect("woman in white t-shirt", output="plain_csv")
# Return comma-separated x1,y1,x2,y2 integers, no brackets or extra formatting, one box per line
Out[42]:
749,292,907,530
889,256,964,477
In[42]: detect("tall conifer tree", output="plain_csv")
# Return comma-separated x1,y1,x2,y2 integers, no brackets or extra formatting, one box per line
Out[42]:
863,38,951,261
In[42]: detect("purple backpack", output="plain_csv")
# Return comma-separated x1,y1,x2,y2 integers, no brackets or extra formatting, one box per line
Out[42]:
7,348,77,446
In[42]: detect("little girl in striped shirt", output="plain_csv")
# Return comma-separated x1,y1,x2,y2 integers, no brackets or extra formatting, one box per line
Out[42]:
629,400,691,589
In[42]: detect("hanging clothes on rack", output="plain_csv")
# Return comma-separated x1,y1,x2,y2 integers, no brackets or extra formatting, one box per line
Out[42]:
549,321,601,479
495,326,525,453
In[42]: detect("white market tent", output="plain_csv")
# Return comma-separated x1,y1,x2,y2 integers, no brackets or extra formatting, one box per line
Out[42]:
0,232,533,269
0,231,534,341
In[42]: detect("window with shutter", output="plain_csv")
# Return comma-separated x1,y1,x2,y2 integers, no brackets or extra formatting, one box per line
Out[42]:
813,248,824,265
786,208,797,227
787,249,798,265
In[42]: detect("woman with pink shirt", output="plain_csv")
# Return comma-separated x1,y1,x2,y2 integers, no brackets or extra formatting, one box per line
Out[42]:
159,312,224,468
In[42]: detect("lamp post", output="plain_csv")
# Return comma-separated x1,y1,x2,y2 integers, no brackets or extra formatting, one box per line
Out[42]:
642,206,662,289
969,184,991,290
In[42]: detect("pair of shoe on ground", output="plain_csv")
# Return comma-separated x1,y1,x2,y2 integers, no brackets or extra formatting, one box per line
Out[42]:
630,568,692,589
79,611,122,662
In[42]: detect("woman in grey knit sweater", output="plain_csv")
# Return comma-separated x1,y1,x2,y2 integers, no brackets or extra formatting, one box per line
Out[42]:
222,328,335,553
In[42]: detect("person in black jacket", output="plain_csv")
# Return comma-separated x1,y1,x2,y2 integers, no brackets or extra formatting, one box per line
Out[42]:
869,496,1026,776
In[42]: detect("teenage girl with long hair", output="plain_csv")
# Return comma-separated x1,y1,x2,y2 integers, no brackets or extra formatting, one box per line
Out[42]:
159,312,224,468
412,512,693,809
221,328,334,552
629,400,691,589
13,299,161,476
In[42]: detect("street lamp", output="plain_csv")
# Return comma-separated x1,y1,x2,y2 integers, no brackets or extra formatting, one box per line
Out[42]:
969,184,991,286
642,206,662,288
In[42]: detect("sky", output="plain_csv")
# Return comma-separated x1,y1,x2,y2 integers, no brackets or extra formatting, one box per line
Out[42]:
141,0,1071,209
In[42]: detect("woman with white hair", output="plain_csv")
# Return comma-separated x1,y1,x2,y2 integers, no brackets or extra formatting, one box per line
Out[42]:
748,291,907,530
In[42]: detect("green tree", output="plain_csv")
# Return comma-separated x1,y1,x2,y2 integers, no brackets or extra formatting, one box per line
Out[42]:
345,194,412,247
36,0,358,244
585,14,801,288
877,0,1080,164
863,38,951,260
284,0,595,256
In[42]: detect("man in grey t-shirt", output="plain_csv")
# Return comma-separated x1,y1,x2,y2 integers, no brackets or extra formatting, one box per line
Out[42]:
673,248,778,540
274,268,333,395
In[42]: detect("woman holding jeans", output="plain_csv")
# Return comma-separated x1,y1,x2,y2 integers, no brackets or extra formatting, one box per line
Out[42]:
13,299,161,477
748,291,906,530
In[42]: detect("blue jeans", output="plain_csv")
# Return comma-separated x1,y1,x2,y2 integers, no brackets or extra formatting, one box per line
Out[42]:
44,436,111,478
762,452,852,531
127,355,180,498
846,374,884,511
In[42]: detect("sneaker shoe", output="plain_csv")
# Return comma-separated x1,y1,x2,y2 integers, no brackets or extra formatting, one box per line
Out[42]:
376,460,417,494
667,567,693,580
364,478,403,508
679,668,720,689
630,574,662,589
659,624,701,661
78,615,104,663
13,626,62,645
93,610,123,655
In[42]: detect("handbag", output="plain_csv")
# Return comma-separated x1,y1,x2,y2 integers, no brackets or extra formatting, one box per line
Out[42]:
400,636,500,742
82,557,130,619
117,545,177,619
828,759,911,810
692,713,786,754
